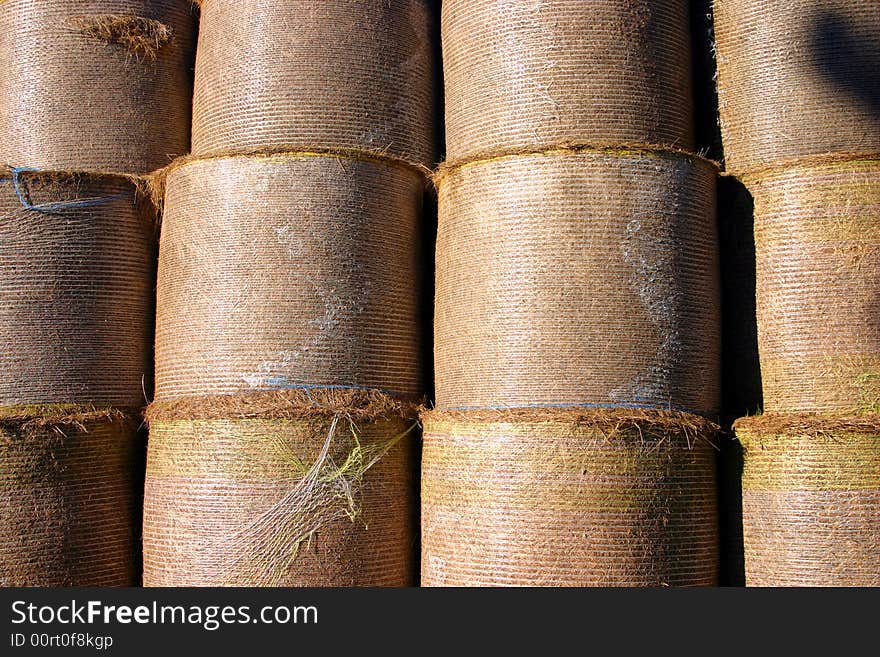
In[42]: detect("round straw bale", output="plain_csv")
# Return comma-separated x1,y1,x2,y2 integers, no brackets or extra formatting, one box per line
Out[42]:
434,149,720,415
0,407,141,586
442,0,694,164
715,0,880,173
421,407,719,586
143,390,418,586
735,413,880,586
155,153,425,401
0,0,196,173
0,170,155,407
748,159,880,413
192,0,436,167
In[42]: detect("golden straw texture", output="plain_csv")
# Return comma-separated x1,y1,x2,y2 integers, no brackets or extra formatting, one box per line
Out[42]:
0,407,142,587
143,408,417,587
434,149,720,415
715,0,880,173
747,160,880,413
0,171,155,407
421,408,719,586
155,153,425,400
736,414,880,586
442,0,694,164
0,0,196,173
192,0,437,167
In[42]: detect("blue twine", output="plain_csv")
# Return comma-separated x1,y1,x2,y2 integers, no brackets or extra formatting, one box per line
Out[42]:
11,167,126,213
262,380,412,399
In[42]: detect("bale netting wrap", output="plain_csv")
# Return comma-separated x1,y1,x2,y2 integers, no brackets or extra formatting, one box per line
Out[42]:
0,406,141,586
142,389,419,586
0,169,155,407
0,0,196,174
714,0,880,174
747,159,880,413
191,0,436,167
434,149,721,415
442,0,694,164
421,408,720,586
735,414,880,586
155,153,425,400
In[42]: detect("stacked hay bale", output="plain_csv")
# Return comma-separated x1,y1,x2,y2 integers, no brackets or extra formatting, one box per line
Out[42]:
141,0,436,586
0,1,193,172
715,0,880,586
423,0,722,586
0,0,196,585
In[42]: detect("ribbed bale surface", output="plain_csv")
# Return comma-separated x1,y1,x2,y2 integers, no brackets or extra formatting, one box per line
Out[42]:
736,414,880,586
192,0,436,166
442,0,694,164
0,0,196,173
434,149,721,415
155,154,425,400
143,400,417,587
0,410,141,587
748,160,880,413
0,171,155,407
714,0,880,173
421,409,719,587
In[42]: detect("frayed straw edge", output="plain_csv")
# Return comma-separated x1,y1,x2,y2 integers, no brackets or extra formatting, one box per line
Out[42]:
734,412,880,437
147,146,433,210
1,165,146,190
69,14,173,61
434,141,721,187
423,407,719,449
0,405,140,434
726,151,880,182
146,388,423,424
0,166,159,230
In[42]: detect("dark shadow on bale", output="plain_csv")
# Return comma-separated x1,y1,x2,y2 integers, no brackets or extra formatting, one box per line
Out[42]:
0,171,157,408
131,425,147,586
716,176,757,587
718,176,762,420
421,186,437,406
811,8,880,120
717,430,745,586
0,407,143,586
428,0,444,163
689,0,723,162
